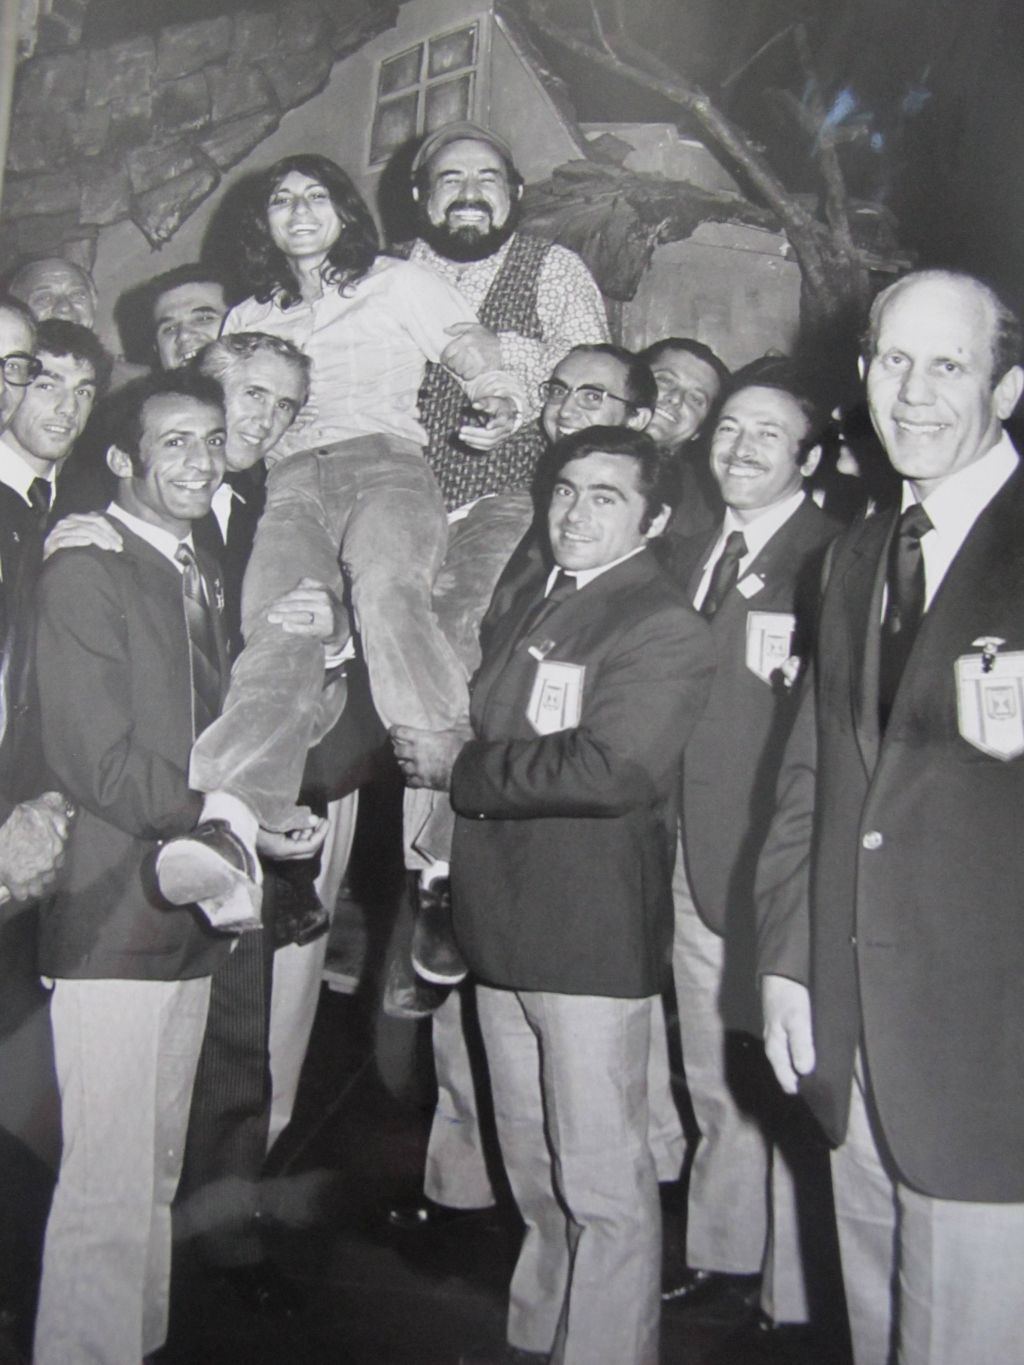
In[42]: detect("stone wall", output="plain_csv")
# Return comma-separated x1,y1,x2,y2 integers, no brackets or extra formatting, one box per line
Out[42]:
1,0,399,272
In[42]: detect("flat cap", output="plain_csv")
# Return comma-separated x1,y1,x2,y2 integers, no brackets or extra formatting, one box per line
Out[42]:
410,120,516,176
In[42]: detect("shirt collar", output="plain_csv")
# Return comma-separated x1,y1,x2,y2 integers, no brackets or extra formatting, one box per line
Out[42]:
106,502,194,568
0,435,55,505
545,543,648,593
719,488,807,562
901,429,1019,530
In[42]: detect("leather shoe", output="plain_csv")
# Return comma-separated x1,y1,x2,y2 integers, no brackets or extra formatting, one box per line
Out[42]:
265,859,329,948
411,875,467,984
459,1344,548,1364
662,1266,760,1318
218,1259,303,1317
156,819,261,929
381,948,451,1019
385,1195,495,1233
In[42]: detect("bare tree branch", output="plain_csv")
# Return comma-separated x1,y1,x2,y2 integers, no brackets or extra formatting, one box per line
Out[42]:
791,23,856,254
587,0,618,59
510,0,871,327
721,23,799,92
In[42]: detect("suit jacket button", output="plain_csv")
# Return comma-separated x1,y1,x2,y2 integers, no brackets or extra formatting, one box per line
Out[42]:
862,830,883,851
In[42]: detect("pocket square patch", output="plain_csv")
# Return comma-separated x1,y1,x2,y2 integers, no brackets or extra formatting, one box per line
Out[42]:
526,660,585,735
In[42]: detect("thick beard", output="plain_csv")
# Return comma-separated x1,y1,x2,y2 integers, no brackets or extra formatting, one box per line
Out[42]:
418,199,521,263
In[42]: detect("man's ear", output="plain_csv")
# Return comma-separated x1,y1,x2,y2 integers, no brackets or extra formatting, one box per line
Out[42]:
627,406,654,432
515,182,524,202
799,444,822,479
644,503,672,540
857,355,867,382
106,444,132,478
994,364,1024,421
411,185,420,203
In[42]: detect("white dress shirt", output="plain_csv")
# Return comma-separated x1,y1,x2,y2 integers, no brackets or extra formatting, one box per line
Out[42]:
693,489,807,610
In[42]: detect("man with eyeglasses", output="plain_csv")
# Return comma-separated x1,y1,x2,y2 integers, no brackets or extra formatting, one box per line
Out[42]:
386,341,694,1247
0,298,77,910
0,297,80,1334
539,343,656,443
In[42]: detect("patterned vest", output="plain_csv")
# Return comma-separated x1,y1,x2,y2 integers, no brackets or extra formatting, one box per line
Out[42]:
395,234,550,511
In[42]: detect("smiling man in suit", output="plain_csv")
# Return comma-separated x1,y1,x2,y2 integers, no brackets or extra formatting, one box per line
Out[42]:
32,371,239,1364
662,375,840,1336
758,269,1024,1365
394,425,714,1365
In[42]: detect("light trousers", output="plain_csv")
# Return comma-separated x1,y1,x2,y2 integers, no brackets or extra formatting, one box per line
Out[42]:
34,975,210,1364
672,838,809,1321
477,986,661,1365
424,984,684,1208
832,1054,1024,1365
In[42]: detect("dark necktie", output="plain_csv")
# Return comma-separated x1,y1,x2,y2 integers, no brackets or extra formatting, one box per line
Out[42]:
878,502,932,729
27,477,51,520
175,543,222,737
701,530,748,618
516,568,578,642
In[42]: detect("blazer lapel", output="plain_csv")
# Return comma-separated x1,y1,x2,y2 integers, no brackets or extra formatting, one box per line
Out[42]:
882,465,1024,740
473,551,665,724
841,509,893,775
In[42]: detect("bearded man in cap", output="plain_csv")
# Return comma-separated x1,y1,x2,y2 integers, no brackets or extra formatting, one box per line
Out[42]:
385,121,611,1231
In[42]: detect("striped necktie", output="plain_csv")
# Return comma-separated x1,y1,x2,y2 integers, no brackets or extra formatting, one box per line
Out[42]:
175,543,222,737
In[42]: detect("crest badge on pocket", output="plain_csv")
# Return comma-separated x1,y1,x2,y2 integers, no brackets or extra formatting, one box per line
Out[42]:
526,660,585,735
955,648,1024,760
745,611,796,684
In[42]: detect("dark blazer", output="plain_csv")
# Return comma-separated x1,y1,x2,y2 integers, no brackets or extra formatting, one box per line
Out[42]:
451,548,714,998
757,459,1024,1201
672,498,839,934
0,480,50,817
34,520,233,981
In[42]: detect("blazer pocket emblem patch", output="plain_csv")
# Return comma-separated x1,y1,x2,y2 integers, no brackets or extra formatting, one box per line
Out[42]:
746,611,796,684
955,648,1024,760
527,660,585,735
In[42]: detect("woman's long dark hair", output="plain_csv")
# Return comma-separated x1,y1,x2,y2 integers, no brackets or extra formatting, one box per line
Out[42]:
238,154,379,308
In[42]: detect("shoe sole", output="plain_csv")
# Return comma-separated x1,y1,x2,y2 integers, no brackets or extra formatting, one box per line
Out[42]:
410,954,468,986
157,840,262,927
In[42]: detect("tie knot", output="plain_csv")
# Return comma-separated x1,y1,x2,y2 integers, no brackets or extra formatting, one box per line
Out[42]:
28,477,51,518
723,530,748,560
899,503,931,543
547,569,577,602
175,543,197,572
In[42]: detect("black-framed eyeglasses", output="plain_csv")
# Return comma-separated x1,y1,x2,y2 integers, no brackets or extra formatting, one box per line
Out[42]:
538,379,634,411
0,353,42,387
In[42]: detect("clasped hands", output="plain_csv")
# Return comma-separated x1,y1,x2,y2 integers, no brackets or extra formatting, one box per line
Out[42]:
440,322,522,452
0,792,75,904
390,723,473,791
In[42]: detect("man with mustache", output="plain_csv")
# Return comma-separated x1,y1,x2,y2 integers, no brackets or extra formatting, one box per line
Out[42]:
661,375,839,1343
385,126,610,1228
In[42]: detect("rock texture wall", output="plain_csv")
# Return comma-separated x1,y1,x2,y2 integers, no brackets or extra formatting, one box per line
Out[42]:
1,0,399,272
